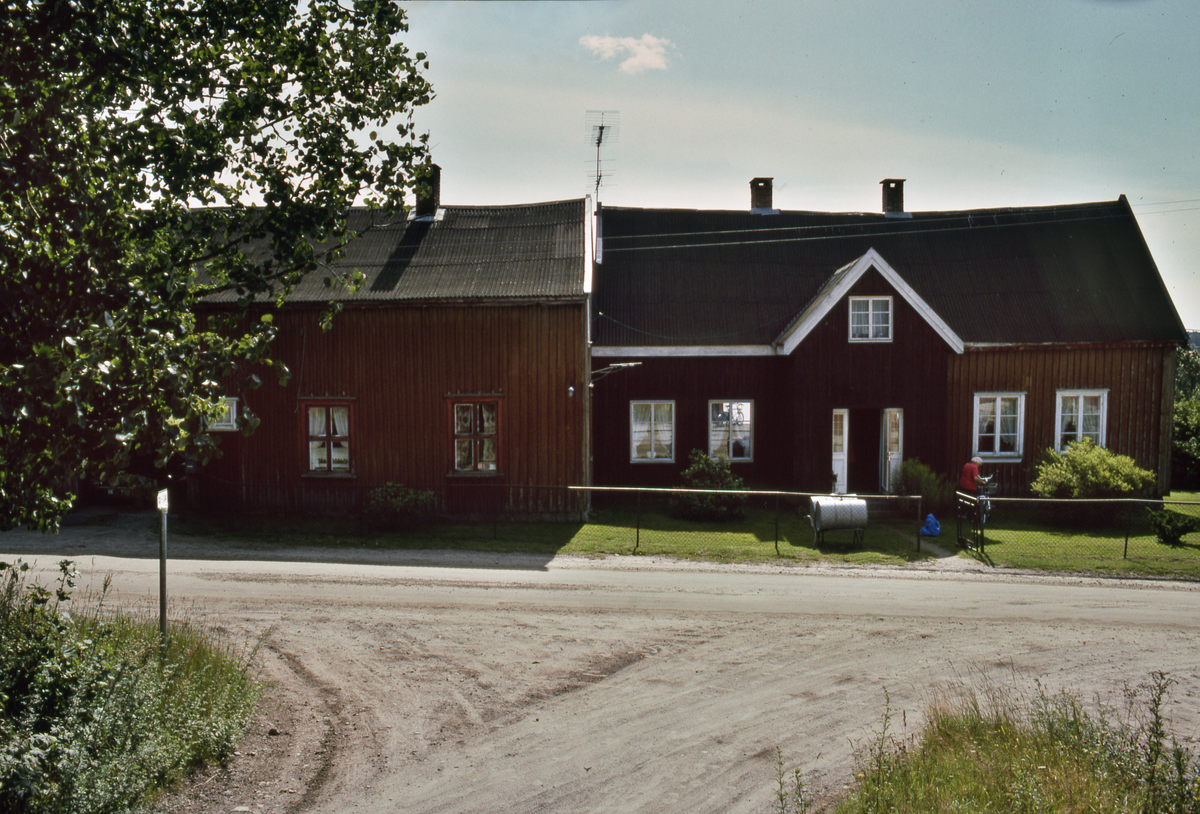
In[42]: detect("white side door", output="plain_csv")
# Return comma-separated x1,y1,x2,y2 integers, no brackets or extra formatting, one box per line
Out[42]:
882,408,903,493
831,409,848,494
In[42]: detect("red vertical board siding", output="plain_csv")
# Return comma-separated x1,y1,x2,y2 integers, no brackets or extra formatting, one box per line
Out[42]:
946,344,1173,494
200,303,588,507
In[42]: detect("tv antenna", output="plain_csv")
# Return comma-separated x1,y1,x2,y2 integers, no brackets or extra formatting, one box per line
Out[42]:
585,110,619,202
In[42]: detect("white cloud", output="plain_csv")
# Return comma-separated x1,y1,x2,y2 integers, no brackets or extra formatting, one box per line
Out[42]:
580,34,674,74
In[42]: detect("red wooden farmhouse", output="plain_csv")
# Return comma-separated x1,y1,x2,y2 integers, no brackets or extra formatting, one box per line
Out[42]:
199,175,593,514
198,173,1186,512
590,178,1187,496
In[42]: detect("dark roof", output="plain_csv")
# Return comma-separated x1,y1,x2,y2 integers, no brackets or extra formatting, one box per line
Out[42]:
205,199,588,304
592,197,1186,347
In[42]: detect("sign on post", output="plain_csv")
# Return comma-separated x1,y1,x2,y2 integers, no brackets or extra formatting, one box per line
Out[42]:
157,489,168,650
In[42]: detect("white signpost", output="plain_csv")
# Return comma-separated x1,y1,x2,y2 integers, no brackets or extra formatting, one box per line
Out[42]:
157,489,168,648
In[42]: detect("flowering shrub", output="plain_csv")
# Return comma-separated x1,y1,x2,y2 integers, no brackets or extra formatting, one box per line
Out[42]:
1030,438,1156,499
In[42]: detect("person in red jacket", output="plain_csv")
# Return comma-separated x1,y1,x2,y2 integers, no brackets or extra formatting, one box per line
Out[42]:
959,456,986,494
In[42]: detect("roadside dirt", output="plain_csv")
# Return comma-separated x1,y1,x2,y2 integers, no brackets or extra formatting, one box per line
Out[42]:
5,509,1200,814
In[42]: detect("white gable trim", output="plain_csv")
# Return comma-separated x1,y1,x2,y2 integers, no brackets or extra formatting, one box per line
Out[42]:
775,248,964,355
593,345,778,358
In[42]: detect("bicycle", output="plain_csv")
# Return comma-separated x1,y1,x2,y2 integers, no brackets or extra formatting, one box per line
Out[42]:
956,475,995,549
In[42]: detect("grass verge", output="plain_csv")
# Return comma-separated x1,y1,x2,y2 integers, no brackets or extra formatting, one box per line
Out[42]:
775,673,1200,813
0,559,260,814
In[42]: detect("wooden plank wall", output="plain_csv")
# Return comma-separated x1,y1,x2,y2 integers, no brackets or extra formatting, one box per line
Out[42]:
200,302,589,509
944,344,1175,494
786,270,953,491
590,355,792,488
591,269,957,491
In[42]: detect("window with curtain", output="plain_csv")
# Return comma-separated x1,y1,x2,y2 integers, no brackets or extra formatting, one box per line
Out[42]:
1056,390,1108,450
973,393,1024,458
305,402,352,473
708,400,752,461
630,401,674,462
452,400,500,472
849,296,892,341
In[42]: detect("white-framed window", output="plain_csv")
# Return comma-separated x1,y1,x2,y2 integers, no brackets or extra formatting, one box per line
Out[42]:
630,401,674,462
709,400,753,461
1056,390,1108,450
452,399,501,473
849,296,892,342
972,393,1025,458
208,397,238,431
305,401,353,473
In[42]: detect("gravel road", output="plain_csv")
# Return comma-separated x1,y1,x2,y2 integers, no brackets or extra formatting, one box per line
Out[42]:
4,510,1200,813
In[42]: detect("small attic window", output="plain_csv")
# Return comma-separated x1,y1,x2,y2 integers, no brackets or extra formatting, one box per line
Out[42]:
849,297,892,342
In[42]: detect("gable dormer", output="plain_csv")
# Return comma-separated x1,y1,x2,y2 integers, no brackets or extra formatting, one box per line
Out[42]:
773,248,963,355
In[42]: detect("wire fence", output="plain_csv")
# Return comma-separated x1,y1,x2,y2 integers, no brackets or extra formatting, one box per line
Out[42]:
186,475,921,555
951,492,1200,574
180,475,1200,577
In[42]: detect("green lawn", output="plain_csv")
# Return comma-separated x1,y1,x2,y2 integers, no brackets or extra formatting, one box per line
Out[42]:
174,493,1200,580
177,503,935,567
959,491,1200,579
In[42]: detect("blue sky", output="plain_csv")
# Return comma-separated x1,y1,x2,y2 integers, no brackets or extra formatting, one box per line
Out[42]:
402,0,1199,329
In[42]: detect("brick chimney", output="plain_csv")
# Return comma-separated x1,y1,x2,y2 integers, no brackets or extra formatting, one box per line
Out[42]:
750,177,774,211
415,163,441,218
880,178,905,215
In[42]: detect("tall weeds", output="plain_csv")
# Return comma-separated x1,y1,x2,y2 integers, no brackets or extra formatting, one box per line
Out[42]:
0,560,260,814
828,675,1200,814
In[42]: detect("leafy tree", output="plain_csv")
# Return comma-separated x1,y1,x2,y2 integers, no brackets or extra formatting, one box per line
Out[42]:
1030,438,1156,499
1,0,433,531
1172,346,1200,491
1172,397,1200,491
1176,345,1200,402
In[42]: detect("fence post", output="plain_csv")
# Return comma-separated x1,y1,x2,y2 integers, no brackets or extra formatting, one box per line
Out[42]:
916,496,922,553
634,490,641,555
774,493,780,556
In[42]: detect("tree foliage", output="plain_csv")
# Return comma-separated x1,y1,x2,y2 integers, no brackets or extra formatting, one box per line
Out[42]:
1,0,433,530
1176,346,1200,402
1030,438,1156,499
1172,397,1200,491
1173,346,1200,491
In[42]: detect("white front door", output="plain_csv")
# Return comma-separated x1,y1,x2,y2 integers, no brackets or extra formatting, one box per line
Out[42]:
881,408,903,493
831,409,848,494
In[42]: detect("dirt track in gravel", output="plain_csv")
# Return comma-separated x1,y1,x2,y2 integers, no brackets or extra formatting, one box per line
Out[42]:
4,510,1200,814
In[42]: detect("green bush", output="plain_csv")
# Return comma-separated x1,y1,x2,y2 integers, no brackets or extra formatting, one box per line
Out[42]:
896,458,954,514
671,449,747,522
0,559,259,814
1146,506,1200,546
366,482,435,528
1030,438,1156,499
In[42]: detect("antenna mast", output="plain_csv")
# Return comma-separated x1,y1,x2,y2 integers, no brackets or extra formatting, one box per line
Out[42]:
584,110,619,203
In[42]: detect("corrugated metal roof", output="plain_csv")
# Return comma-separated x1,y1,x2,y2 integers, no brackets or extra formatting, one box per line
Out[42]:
592,198,1187,347
204,199,587,304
